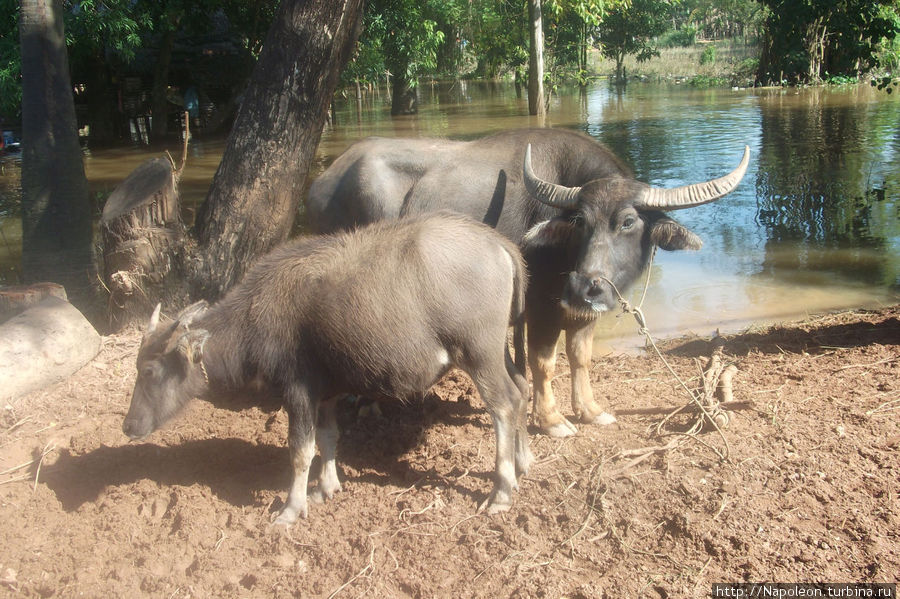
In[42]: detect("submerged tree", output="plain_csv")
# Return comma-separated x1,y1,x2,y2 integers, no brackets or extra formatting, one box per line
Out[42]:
363,0,445,115
527,0,546,115
595,0,670,82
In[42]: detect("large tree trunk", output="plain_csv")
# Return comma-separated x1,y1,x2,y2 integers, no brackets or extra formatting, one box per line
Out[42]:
19,0,95,307
99,0,364,328
527,0,546,116
191,0,364,300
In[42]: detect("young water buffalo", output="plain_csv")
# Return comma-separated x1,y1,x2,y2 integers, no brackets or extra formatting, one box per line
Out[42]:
122,212,532,525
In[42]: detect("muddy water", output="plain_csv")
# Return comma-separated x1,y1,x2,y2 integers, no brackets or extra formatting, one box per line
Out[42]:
1,81,898,351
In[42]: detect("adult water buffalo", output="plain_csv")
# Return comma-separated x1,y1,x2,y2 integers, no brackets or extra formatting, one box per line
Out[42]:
122,212,532,525
307,128,749,437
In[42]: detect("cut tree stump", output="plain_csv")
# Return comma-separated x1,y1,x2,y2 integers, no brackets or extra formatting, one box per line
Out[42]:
100,157,187,331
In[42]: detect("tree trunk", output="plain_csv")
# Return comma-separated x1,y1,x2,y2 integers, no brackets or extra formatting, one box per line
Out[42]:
85,51,119,146
19,0,95,307
150,28,176,142
806,19,827,83
527,0,546,116
99,0,364,329
390,72,418,115
190,0,365,300
615,53,626,83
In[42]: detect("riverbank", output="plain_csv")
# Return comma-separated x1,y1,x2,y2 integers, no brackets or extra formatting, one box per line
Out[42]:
1,305,897,596
586,41,759,87
590,40,758,87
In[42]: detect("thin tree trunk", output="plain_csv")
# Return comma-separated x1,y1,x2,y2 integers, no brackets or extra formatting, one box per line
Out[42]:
191,0,365,300
150,28,176,142
85,51,118,146
390,72,417,115
19,0,94,307
527,0,546,116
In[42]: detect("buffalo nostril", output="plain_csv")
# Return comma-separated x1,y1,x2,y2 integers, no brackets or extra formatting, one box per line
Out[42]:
122,418,143,439
586,279,604,298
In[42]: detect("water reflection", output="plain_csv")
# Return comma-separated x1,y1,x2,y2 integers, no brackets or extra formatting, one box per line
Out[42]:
753,88,900,290
1,81,898,351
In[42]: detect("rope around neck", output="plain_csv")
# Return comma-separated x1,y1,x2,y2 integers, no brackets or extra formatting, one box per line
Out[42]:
598,246,731,461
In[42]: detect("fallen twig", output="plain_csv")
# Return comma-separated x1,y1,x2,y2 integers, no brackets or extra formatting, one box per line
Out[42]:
867,395,900,416
5,416,31,434
836,356,899,371
607,438,682,478
615,400,754,417
327,538,376,599
0,473,30,485
0,459,34,476
33,441,57,493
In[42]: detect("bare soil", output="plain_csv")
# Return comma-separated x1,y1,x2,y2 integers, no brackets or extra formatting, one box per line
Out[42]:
2,307,898,598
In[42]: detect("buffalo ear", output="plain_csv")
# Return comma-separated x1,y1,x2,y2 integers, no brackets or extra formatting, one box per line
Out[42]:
175,301,209,326
649,216,702,251
522,218,577,248
176,329,210,364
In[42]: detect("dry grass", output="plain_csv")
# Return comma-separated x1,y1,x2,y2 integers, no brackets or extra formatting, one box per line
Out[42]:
589,41,759,84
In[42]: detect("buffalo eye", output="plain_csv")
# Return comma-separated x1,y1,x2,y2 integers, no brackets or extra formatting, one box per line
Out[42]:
620,214,637,231
139,364,156,380
569,212,585,227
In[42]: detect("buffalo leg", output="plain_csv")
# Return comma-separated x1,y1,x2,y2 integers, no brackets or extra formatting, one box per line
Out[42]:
310,397,342,503
469,362,524,513
274,386,317,526
506,348,534,477
566,322,616,425
527,317,578,438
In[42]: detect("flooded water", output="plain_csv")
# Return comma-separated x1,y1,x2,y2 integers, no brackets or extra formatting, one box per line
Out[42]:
2,80,898,351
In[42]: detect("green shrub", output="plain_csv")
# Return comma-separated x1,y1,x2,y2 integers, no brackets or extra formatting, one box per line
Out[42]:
660,26,697,48
700,44,717,65
730,57,759,86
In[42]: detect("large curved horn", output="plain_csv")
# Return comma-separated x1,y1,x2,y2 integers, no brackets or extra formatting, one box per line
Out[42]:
523,144,582,209
638,145,750,210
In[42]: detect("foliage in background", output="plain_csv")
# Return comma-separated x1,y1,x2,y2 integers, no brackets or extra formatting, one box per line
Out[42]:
3,0,900,127
0,0,21,122
365,0,447,85
756,0,900,84
595,0,671,82
1,0,277,135
660,25,697,48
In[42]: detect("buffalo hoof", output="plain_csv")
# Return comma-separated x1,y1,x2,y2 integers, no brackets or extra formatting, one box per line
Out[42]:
515,445,534,478
272,504,306,528
541,417,578,438
479,492,513,515
309,482,342,504
592,411,617,426
575,405,617,426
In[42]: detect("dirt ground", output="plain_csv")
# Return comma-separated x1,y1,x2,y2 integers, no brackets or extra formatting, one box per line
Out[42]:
1,306,898,598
